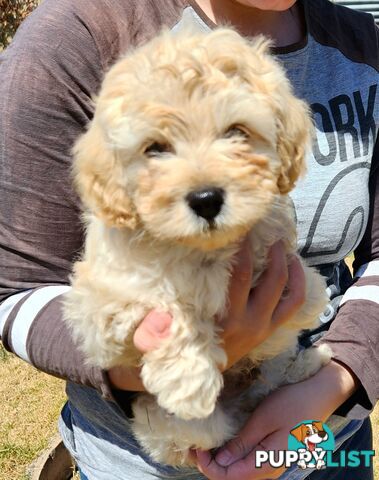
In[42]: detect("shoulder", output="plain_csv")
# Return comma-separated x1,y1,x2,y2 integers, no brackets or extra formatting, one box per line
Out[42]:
306,0,379,71
8,0,189,69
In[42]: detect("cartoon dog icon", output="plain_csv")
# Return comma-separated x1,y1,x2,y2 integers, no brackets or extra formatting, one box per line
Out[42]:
290,421,329,470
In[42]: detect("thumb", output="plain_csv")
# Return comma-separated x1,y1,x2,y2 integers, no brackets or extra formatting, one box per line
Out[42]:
133,310,172,353
215,413,269,467
196,429,285,480
215,435,251,467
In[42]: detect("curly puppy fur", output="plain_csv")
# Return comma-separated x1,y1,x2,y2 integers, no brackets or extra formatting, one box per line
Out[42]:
64,27,330,466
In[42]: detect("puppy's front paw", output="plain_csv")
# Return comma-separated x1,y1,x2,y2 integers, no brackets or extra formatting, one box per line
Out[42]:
285,344,332,384
141,355,224,420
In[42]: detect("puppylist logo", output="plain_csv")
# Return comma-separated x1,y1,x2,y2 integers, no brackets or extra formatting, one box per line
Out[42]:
288,420,334,470
255,420,375,471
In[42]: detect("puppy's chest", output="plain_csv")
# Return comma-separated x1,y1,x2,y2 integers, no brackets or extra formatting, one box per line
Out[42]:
94,236,235,317
155,253,233,316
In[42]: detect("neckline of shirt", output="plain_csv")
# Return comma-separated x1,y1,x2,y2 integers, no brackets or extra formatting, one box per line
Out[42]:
186,0,311,57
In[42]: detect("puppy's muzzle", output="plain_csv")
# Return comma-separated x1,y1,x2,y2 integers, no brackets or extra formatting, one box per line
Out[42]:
186,187,224,222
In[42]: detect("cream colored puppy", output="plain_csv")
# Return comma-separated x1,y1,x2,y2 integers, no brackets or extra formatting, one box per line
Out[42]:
64,27,330,466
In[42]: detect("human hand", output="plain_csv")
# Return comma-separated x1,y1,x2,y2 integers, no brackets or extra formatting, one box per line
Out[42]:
220,239,306,370
195,360,358,480
108,310,172,391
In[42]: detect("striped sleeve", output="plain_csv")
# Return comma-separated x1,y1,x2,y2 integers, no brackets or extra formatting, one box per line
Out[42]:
320,139,379,419
339,261,379,306
0,288,115,400
0,0,126,401
0,286,69,362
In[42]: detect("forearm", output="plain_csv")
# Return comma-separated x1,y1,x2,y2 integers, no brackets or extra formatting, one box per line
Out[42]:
306,359,359,417
316,256,379,417
322,137,379,416
318,297,378,417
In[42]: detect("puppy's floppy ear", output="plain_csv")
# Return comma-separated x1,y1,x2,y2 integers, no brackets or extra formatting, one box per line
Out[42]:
276,94,313,194
241,35,313,194
73,121,138,229
290,424,307,443
312,421,324,433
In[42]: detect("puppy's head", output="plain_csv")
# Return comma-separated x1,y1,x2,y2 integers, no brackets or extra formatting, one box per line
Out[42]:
74,28,312,250
290,422,328,446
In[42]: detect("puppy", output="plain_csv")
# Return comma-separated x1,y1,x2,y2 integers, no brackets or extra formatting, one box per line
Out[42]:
64,27,330,466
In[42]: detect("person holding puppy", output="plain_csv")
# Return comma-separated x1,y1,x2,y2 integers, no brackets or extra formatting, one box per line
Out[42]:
0,0,377,479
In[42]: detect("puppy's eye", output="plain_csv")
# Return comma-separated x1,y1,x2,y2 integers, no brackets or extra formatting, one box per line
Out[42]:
144,142,172,157
223,125,249,140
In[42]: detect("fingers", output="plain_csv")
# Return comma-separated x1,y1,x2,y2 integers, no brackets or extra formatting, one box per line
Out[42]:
196,430,285,480
231,431,285,480
107,365,145,391
197,447,282,480
248,243,306,330
219,240,306,370
133,310,172,353
215,435,250,467
109,310,172,391
248,241,288,314
221,236,253,328
214,412,266,467
271,255,306,326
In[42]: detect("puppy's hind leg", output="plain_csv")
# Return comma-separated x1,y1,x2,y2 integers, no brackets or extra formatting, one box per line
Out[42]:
132,394,238,466
141,308,226,420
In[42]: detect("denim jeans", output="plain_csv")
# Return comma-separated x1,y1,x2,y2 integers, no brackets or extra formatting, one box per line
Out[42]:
308,418,374,480
79,469,89,480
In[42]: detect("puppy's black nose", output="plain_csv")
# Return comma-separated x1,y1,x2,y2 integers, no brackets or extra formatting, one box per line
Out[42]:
186,188,224,221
